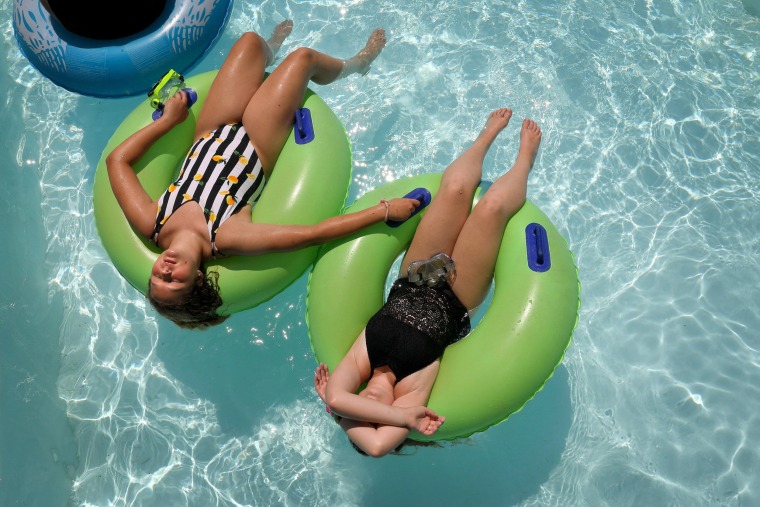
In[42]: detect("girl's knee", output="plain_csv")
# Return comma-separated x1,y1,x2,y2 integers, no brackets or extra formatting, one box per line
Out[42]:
477,191,525,220
240,31,266,46
281,47,318,67
237,31,270,56
439,173,477,201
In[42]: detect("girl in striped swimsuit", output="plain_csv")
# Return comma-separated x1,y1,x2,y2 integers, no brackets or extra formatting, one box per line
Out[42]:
106,22,419,329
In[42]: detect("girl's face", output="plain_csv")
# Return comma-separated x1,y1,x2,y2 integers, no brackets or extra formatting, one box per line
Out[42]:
149,248,202,304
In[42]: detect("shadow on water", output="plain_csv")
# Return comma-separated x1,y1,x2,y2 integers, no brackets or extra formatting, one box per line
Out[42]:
742,0,760,16
359,365,573,506
155,277,314,436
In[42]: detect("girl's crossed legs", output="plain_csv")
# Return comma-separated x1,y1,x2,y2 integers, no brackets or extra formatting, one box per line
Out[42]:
401,109,543,312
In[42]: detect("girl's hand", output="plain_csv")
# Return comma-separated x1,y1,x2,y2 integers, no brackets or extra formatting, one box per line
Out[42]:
160,90,190,126
386,197,420,222
404,406,445,435
314,362,330,404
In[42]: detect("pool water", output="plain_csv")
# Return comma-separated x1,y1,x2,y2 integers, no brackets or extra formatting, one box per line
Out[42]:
2,0,760,505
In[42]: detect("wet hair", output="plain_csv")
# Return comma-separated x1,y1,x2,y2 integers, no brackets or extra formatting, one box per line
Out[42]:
147,265,229,330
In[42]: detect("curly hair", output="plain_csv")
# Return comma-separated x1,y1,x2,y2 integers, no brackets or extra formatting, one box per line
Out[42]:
147,266,229,329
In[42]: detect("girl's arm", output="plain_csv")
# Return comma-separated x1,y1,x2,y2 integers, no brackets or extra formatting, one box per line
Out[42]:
328,385,441,430
105,92,190,238
218,197,420,255
321,337,443,431
341,418,410,457
315,352,443,457
339,392,442,457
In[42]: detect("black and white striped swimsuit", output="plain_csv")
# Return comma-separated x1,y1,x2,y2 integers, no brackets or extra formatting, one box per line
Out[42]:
151,123,266,257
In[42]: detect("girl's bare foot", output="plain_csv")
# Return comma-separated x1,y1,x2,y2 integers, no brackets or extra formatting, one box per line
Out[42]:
340,28,387,77
470,107,512,153
267,20,293,58
478,108,513,142
355,28,387,70
517,118,542,170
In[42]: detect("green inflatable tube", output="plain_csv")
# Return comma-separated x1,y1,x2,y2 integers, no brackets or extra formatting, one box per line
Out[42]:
306,173,580,441
93,70,352,315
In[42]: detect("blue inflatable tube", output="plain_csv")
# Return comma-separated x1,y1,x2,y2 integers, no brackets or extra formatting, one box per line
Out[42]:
12,0,233,98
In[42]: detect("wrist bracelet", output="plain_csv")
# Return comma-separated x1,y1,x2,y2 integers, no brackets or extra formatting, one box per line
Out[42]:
380,199,390,222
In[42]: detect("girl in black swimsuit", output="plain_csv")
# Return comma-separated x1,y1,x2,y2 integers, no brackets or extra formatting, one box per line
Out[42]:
314,108,544,457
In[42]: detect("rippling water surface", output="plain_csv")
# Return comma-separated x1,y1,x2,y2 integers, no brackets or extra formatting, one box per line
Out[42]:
2,0,760,505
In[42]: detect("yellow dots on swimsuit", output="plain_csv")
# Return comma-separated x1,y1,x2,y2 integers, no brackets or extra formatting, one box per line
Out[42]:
202,133,212,139
214,137,223,143
226,175,239,184
188,152,198,160
183,194,192,201
246,172,257,179
239,156,248,165
193,173,203,181
209,212,216,222
226,195,236,206
168,184,177,192
212,155,226,163
219,190,230,196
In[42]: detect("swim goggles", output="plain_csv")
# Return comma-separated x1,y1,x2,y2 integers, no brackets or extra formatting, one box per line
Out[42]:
407,252,456,288
147,69,185,110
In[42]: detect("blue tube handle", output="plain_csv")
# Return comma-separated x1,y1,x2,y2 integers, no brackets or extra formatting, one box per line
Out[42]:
294,108,315,144
387,187,432,227
525,223,551,272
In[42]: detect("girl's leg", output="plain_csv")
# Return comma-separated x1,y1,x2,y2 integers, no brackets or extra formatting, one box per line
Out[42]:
244,29,387,177
194,21,294,141
399,108,513,276
450,118,542,311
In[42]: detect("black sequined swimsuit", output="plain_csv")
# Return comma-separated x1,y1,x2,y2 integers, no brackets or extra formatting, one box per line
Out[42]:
365,278,470,381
